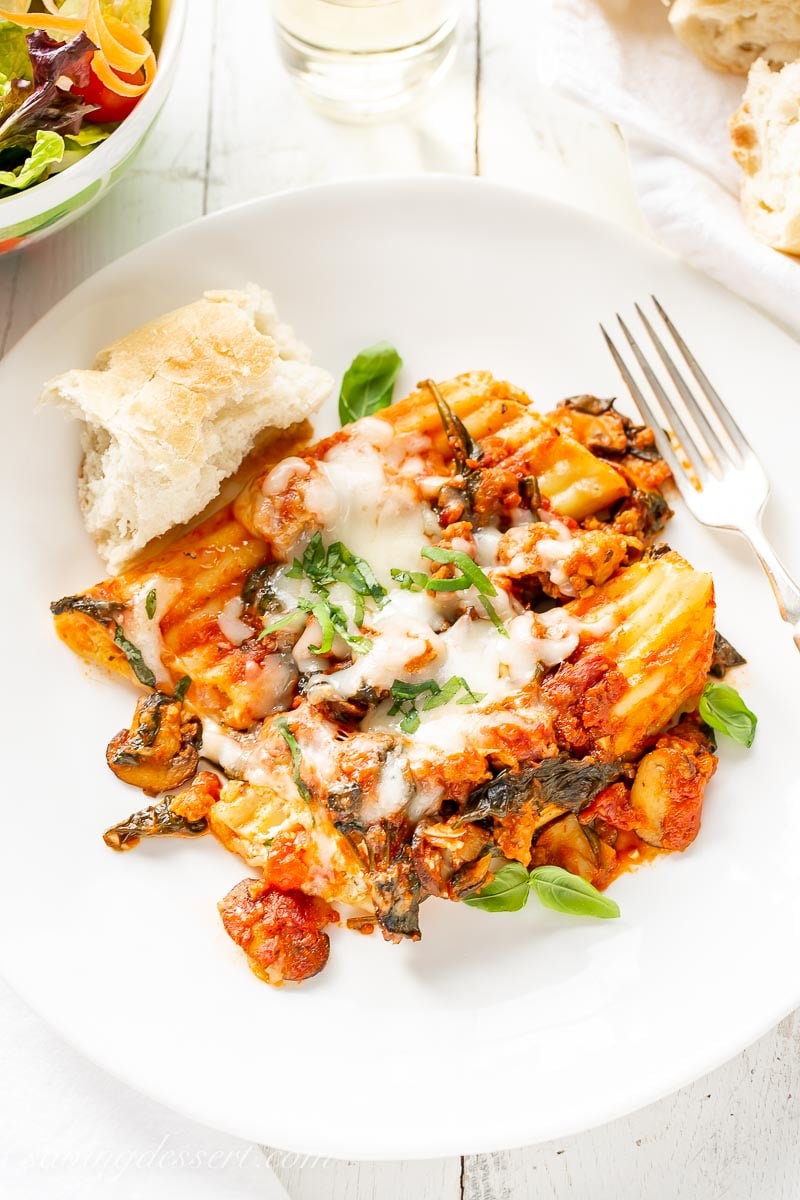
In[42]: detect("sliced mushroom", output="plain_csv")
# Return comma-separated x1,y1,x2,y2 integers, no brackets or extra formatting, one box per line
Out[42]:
106,691,202,796
412,818,493,900
530,813,600,883
629,720,717,851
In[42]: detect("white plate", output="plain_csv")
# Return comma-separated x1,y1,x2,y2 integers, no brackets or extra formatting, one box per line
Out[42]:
2,178,799,1160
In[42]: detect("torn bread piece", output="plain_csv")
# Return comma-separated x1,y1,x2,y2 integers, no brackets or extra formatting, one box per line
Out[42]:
669,0,800,75
731,58,800,254
43,285,332,574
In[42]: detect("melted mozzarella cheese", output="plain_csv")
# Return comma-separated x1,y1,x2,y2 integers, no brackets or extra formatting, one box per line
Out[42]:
123,576,181,687
262,456,310,496
473,525,504,567
503,518,580,597
318,436,429,586
360,750,410,824
319,611,442,699
217,597,252,646
201,719,250,777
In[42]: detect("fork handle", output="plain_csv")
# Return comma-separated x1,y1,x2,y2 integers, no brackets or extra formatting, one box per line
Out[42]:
743,521,800,652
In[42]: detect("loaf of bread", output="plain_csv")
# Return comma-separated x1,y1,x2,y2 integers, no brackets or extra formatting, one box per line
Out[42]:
669,0,800,74
43,285,332,573
730,58,800,254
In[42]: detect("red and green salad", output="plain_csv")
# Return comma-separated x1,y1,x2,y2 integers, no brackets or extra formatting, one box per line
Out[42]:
0,1,156,198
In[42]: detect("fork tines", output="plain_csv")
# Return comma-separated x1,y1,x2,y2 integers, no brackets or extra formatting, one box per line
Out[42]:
600,298,751,491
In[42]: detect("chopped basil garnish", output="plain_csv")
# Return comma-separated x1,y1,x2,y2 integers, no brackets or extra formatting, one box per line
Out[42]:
699,681,757,748
275,717,311,805
390,568,430,592
113,625,156,689
465,862,620,919
287,533,387,610
260,534,382,655
173,675,192,703
388,675,486,733
261,596,372,655
421,546,495,594
145,588,157,620
339,342,403,425
423,675,485,708
390,546,509,635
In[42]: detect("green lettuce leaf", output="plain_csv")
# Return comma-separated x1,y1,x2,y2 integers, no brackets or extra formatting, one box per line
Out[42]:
48,122,113,175
0,19,32,82
57,0,152,34
65,122,114,148
0,127,63,190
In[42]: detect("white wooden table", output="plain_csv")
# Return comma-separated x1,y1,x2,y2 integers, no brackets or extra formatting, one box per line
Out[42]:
3,2,799,1196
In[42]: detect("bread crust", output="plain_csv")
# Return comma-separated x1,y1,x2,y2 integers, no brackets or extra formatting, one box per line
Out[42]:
670,0,800,74
730,58,800,254
42,286,332,573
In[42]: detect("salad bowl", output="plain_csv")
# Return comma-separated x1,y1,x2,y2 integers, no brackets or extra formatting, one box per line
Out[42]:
0,0,186,255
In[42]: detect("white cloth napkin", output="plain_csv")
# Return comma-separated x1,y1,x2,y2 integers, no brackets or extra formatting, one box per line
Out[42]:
0,976,290,1200
543,0,800,339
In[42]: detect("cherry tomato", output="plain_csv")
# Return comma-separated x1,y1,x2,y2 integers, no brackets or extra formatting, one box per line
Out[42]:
74,62,144,124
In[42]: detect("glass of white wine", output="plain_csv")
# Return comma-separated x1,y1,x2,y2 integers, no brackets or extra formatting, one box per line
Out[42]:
271,0,460,121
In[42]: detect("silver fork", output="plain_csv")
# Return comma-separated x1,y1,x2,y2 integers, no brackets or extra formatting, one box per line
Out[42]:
601,298,800,652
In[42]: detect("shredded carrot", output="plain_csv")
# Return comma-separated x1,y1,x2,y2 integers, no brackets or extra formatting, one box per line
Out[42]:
86,0,147,75
0,9,83,33
0,1,156,99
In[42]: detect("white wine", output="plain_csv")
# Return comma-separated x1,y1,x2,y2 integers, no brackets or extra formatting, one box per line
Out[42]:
271,0,459,121
273,0,455,53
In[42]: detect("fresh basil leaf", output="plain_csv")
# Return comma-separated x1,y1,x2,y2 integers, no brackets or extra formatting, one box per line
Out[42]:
528,865,620,919
173,675,191,703
699,682,757,748
145,588,157,620
464,862,530,913
113,625,156,689
339,342,403,425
